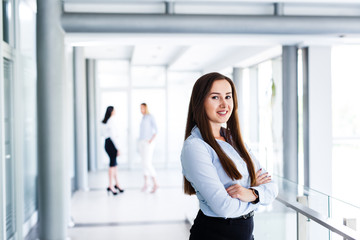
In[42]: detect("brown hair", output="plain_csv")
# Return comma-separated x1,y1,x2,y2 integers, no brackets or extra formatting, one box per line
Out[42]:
183,72,256,195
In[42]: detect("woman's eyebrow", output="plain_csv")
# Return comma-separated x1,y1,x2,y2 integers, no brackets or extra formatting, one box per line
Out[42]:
209,92,232,95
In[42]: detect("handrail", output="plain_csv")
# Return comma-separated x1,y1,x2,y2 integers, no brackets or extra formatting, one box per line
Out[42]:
276,194,360,240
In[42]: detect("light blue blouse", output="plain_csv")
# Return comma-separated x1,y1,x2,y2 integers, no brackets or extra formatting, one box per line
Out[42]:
181,126,278,218
139,114,158,141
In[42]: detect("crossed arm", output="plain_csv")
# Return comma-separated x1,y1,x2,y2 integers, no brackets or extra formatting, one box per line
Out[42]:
226,169,272,202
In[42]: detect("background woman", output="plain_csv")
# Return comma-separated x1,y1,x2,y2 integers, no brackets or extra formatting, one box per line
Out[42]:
181,72,278,240
139,103,159,193
101,106,124,195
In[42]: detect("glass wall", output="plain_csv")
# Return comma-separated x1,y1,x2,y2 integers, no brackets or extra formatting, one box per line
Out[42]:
331,45,360,208
2,0,14,45
254,58,283,177
4,58,15,239
19,0,38,223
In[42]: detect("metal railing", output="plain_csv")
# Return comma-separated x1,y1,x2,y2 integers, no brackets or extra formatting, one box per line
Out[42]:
276,194,360,240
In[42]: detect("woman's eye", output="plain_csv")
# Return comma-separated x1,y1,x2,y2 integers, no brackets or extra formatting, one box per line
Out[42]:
225,96,232,99
211,96,219,100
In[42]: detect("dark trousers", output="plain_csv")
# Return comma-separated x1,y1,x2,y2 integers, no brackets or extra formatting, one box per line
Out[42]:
189,210,254,240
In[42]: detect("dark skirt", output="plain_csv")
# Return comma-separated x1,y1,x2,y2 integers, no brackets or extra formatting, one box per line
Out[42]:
105,138,117,167
189,210,254,240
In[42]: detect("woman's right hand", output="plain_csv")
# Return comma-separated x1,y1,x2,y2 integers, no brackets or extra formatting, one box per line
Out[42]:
253,169,271,187
226,184,257,202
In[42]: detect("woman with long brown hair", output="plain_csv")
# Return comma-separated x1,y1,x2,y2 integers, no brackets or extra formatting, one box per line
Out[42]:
181,72,278,240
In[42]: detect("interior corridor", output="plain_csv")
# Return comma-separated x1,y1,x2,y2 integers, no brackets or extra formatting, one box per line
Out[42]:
66,168,296,240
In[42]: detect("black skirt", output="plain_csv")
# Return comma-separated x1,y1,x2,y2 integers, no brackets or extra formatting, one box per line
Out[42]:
189,210,254,240
105,138,117,167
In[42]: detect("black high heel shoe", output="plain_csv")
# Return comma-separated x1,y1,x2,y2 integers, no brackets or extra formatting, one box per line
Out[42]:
107,187,118,195
114,185,125,193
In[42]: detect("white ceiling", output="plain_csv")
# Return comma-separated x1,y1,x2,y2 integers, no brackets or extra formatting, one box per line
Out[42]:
68,33,360,72
64,0,360,72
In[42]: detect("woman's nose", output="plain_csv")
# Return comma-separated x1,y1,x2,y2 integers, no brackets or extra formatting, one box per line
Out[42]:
219,98,227,107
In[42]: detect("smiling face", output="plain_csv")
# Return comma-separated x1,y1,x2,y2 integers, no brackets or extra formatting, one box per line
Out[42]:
204,79,233,136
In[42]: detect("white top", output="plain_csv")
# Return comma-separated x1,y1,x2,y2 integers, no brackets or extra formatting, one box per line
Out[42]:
101,117,120,150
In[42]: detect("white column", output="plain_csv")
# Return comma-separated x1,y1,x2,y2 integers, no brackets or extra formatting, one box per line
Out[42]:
307,46,332,240
282,46,298,183
37,0,70,238
87,59,97,172
233,67,245,129
74,47,89,190
308,46,332,196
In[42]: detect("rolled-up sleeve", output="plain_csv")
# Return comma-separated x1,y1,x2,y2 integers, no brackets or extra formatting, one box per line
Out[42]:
181,139,256,218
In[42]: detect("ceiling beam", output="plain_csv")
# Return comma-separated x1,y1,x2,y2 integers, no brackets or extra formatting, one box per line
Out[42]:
62,13,360,35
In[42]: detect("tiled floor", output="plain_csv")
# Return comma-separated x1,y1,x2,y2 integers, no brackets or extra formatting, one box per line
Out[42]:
68,169,197,240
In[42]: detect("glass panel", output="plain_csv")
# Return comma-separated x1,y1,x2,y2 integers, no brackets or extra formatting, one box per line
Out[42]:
331,45,360,207
131,66,165,87
275,175,360,238
270,57,283,178
254,200,297,239
331,197,360,239
99,91,128,168
168,71,200,168
4,58,15,239
97,60,129,88
19,1,38,221
2,0,14,46
258,60,274,172
2,0,11,43
257,59,282,176
131,89,166,168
